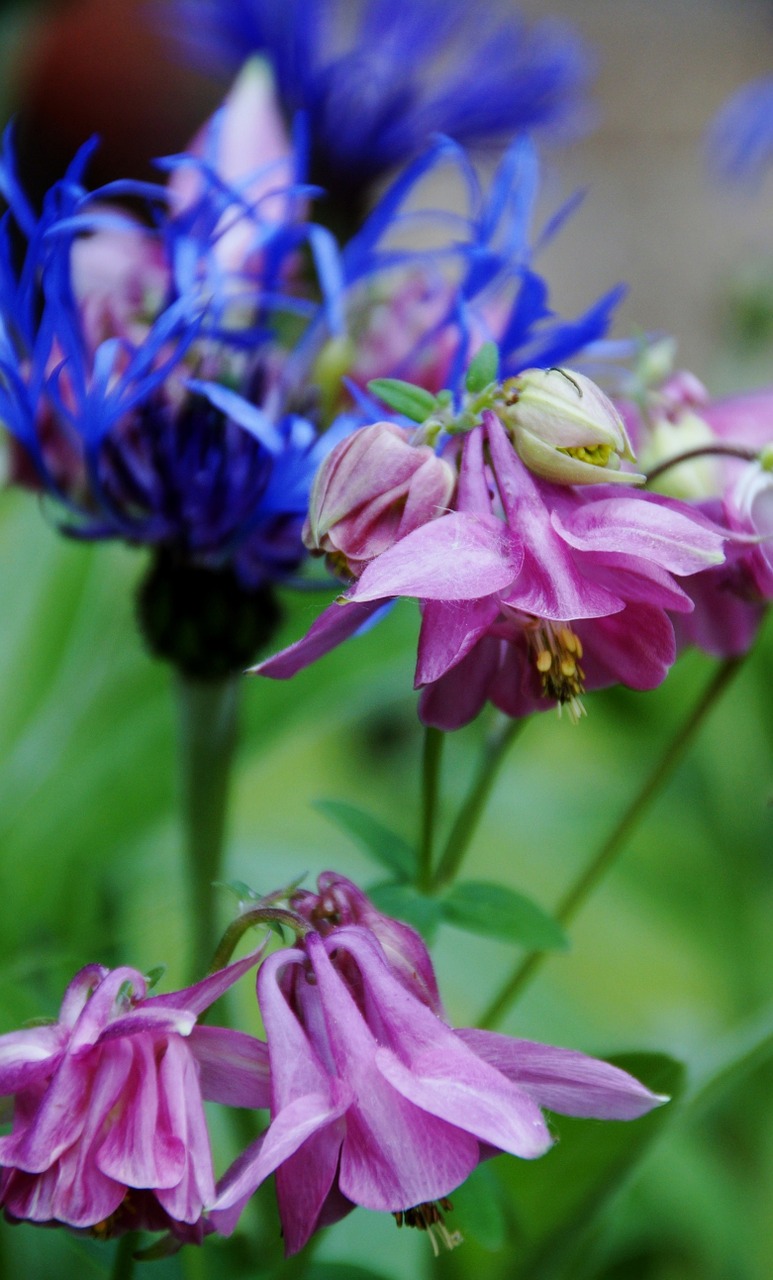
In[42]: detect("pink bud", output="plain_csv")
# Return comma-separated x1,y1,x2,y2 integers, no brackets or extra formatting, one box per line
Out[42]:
304,421,455,576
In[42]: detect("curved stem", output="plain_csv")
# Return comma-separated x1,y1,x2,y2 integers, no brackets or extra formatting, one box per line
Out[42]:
432,718,526,891
418,727,445,891
209,904,311,973
176,676,240,979
479,657,743,1029
646,443,756,485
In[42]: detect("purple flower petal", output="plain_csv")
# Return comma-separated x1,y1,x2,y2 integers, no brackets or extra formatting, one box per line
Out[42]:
188,1026,271,1108
456,1029,667,1119
348,511,523,603
252,599,386,678
416,596,501,685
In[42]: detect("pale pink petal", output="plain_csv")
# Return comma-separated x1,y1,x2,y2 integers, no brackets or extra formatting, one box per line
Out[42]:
416,596,501,685
348,512,522,603
554,495,725,574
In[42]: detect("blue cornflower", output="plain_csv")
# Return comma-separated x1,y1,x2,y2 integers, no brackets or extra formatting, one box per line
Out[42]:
706,74,773,184
339,136,625,408
0,63,339,582
0,62,350,674
169,0,595,232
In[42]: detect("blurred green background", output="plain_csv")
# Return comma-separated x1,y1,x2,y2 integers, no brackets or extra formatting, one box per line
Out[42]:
1,1,773,1278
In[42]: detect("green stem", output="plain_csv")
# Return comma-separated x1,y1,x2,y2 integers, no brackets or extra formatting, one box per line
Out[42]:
176,675,240,977
418,727,445,891
479,657,743,1028
432,718,525,891
209,904,311,973
110,1233,139,1280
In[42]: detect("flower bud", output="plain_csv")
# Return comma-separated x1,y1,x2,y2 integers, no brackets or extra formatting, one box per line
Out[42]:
303,421,455,576
291,872,442,1013
501,366,643,485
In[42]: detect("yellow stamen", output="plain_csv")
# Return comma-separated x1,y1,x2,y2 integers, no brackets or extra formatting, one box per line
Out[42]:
530,622,587,723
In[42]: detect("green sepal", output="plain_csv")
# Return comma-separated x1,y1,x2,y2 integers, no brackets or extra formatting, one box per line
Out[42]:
315,799,415,880
464,341,499,393
143,965,166,991
213,879,263,903
367,881,443,940
441,880,568,950
367,378,439,423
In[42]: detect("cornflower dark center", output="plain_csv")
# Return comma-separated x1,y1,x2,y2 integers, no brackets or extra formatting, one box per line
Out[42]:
393,1198,463,1255
530,622,586,722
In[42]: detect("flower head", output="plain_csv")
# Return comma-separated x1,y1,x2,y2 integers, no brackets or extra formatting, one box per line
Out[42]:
212,881,664,1254
170,0,595,232
621,368,773,659
255,400,726,726
0,953,268,1238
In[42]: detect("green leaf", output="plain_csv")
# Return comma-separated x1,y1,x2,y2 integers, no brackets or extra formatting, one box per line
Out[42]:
367,378,438,422
315,799,415,879
499,1052,685,1279
465,341,499,393
367,882,443,939
441,880,568,950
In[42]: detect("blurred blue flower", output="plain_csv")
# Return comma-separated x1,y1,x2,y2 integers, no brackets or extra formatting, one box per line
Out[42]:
0,63,344,591
170,0,595,229
706,74,773,184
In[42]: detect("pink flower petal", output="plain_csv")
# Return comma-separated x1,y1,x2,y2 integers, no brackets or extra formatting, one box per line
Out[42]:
349,512,522,603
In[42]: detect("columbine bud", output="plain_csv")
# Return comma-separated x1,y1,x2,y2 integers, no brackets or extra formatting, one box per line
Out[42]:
303,421,455,577
501,367,643,485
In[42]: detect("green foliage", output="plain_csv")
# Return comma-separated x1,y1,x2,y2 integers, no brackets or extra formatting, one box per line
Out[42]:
315,799,416,879
366,378,439,423
440,880,567,949
465,341,500,393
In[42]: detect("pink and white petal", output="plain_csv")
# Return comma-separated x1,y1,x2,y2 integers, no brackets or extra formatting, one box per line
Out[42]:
339,1077,479,1212
69,968,148,1051
416,596,501,685
4,1050,97,1171
97,1038,185,1191
188,1026,271,1108
212,1089,350,1229
456,1030,667,1120
348,512,522,603
155,1037,215,1221
252,599,386,679
554,495,725,574
375,1047,552,1159
148,945,267,1019
0,1026,64,1096
57,965,109,1030
275,1117,347,1255
98,1006,196,1043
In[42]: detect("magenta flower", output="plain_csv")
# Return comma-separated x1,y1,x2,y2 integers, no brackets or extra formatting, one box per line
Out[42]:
211,918,665,1255
255,409,726,726
0,953,268,1238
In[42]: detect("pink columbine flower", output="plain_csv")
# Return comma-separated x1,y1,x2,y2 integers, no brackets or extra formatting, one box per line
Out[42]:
0,954,269,1238
211,901,665,1255
255,408,726,727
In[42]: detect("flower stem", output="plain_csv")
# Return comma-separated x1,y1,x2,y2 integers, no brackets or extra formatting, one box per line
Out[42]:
479,657,744,1028
110,1234,138,1280
432,718,525,891
418,727,445,891
176,675,240,978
